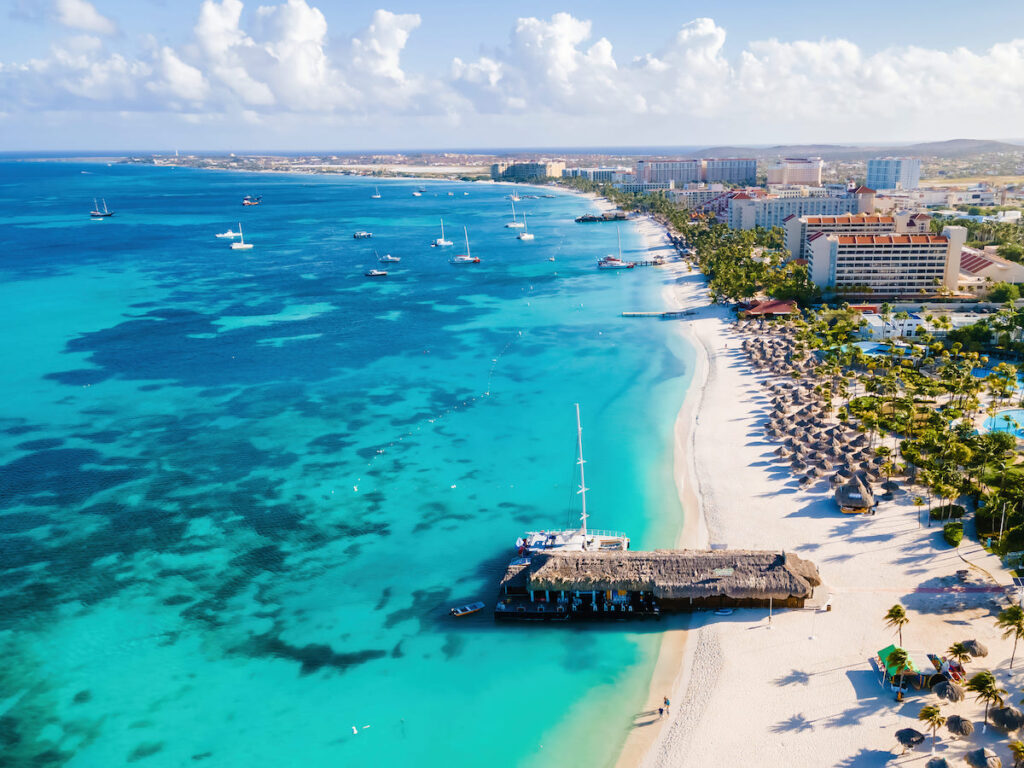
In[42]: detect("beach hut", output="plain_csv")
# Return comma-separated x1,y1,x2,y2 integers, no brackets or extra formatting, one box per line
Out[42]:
836,477,875,514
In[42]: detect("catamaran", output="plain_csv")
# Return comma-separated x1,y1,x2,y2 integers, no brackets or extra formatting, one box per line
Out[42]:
230,223,253,250
449,226,480,264
516,214,535,241
597,227,635,269
431,219,453,247
371,187,382,200
515,404,629,554
504,199,525,229
90,198,113,218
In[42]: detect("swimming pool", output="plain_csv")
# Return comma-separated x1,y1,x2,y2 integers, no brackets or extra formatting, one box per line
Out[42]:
983,408,1024,438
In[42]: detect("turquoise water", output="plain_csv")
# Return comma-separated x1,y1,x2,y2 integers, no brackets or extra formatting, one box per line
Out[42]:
0,162,695,767
983,408,1024,437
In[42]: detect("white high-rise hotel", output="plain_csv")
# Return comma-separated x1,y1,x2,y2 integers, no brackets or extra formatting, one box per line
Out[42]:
765,158,823,186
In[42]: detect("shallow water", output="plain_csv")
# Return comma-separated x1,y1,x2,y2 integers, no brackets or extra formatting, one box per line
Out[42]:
0,162,694,768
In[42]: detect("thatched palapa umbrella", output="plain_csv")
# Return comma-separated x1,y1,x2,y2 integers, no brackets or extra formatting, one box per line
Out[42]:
963,640,988,658
931,680,965,703
925,758,951,768
991,705,1024,732
894,727,925,751
946,714,974,738
965,747,1001,768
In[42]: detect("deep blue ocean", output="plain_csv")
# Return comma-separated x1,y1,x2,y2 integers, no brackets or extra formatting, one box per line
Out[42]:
0,161,694,767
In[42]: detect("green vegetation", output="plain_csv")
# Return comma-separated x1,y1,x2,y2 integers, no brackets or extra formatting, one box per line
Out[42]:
989,282,1022,303
884,604,909,645
996,605,1024,668
943,521,964,547
966,670,1006,725
917,704,946,751
931,504,966,520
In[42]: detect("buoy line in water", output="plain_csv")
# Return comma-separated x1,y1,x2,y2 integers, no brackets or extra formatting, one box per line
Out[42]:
351,328,526,492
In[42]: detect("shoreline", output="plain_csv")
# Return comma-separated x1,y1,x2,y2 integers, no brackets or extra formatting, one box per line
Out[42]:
613,216,714,768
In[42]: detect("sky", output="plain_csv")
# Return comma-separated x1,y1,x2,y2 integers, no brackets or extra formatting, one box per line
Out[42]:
4,0,1024,152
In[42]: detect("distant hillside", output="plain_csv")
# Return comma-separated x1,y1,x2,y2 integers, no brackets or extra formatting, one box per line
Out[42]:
685,139,1024,161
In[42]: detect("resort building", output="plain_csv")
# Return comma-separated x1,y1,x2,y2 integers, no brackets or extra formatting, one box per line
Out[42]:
866,157,922,191
494,549,822,621
728,187,875,230
805,225,967,296
784,211,933,260
858,310,988,340
669,184,725,208
958,246,1024,295
703,158,758,185
562,166,629,182
615,179,675,193
765,158,823,186
490,161,567,180
635,158,757,186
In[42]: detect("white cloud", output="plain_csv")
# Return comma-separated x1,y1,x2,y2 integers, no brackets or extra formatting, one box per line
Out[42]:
7,8,1024,145
54,0,117,36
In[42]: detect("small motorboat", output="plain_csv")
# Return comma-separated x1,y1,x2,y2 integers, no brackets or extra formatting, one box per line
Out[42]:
215,228,240,238
353,231,373,239
412,191,422,197
378,252,401,263
365,269,388,277
242,195,262,206
450,601,485,617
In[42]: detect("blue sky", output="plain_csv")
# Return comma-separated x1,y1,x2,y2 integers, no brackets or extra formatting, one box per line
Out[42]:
4,0,1024,151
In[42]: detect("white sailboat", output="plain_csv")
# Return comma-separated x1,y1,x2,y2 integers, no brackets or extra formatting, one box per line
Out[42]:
516,404,629,554
597,227,635,269
371,187,382,200
449,226,480,264
432,218,453,247
508,191,521,202
516,214,535,241
90,198,113,218
230,223,253,250
504,199,525,229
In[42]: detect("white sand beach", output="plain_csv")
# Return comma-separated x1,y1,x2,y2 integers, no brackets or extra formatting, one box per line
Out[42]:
618,214,1023,767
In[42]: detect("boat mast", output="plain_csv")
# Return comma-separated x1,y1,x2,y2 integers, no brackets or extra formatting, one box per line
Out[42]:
617,226,622,259
511,199,517,223
440,218,445,240
237,222,243,243
576,403,588,536
464,226,470,258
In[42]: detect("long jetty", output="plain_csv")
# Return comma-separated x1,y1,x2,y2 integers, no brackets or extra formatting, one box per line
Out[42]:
621,310,690,318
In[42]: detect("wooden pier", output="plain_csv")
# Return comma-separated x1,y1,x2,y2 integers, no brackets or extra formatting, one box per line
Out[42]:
621,310,690,318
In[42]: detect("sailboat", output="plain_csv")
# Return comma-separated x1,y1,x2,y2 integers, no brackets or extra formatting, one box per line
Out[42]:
508,191,521,202
431,218,453,247
449,227,480,264
516,214,535,241
597,226,635,269
371,187,382,200
515,404,629,554
90,198,113,218
504,199,525,229
230,223,253,250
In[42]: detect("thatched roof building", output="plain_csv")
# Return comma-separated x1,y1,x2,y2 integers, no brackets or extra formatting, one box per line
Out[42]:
515,549,821,606
835,477,874,512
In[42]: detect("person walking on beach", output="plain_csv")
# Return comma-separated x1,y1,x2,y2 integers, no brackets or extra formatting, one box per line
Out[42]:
663,696,670,714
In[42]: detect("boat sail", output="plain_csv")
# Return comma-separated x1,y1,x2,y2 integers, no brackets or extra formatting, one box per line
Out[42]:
504,199,525,229
371,187,382,199
230,223,253,250
516,214,535,241
432,218,453,247
90,198,113,218
449,226,480,264
597,226,635,269
515,404,629,554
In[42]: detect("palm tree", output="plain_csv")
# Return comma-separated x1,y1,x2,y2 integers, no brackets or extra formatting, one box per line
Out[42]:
1010,739,1024,768
997,605,1024,669
966,670,1007,726
948,641,972,667
887,647,912,692
914,496,926,526
885,604,910,646
918,704,946,752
